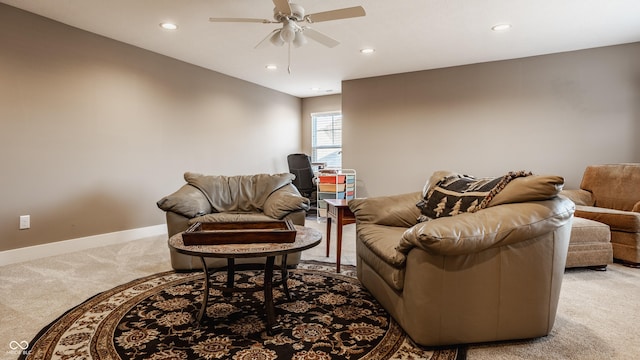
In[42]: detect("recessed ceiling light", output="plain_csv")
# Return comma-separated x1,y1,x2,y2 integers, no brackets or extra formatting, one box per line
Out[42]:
311,87,321,91
160,22,178,30
265,64,278,70
491,23,511,31
360,48,375,54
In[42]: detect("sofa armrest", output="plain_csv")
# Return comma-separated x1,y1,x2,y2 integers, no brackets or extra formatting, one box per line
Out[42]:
633,201,640,213
349,192,423,227
263,184,310,219
397,197,575,256
560,189,594,206
574,206,640,233
157,184,212,218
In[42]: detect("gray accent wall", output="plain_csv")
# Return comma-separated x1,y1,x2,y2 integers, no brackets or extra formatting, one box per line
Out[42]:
0,5,302,251
342,43,640,197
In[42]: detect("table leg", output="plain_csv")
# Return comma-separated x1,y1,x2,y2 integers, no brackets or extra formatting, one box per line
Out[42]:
326,216,332,257
336,216,343,273
225,258,235,297
264,256,280,335
281,254,292,301
196,256,210,324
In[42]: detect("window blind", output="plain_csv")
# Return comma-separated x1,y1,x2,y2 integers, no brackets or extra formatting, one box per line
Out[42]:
311,112,342,169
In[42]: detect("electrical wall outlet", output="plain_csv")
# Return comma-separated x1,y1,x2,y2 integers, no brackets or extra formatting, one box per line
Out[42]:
19,215,30,230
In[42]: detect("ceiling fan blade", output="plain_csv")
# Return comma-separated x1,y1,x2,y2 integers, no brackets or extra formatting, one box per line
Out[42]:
209,17,273,23
272,0,292,15
303,28,340,48
306,6,366,23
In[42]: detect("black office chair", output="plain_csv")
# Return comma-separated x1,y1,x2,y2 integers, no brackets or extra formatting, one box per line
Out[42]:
287,153,317,206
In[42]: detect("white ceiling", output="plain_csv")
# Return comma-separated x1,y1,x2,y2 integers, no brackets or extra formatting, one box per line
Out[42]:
3,0,640,98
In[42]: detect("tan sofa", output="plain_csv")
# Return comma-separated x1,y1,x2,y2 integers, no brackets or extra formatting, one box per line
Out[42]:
348,173,574,346
157,172,310,270
562,164,640,266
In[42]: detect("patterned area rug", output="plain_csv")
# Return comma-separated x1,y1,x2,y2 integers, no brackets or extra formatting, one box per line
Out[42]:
21,262,462,359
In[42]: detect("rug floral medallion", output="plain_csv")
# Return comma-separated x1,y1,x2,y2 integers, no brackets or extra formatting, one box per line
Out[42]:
22,263,460,360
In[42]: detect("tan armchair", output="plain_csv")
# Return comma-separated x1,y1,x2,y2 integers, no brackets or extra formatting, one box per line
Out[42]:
562,163,640,266
157,172,310,270
348,173,574,346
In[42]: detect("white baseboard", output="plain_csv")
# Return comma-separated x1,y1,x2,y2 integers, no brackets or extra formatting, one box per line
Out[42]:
0,224,167,266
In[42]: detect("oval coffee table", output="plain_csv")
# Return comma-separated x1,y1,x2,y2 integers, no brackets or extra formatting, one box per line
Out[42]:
169,225,321,335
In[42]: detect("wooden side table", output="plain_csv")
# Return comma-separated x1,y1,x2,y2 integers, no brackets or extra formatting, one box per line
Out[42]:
324,198,356,273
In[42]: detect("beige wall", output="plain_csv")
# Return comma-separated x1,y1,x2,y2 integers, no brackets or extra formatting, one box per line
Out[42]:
343,43,640,197
3,5,639,253
0,5,302,251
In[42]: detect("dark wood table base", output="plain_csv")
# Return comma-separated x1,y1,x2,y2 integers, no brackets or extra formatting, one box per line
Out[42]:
169,226,321,336
197,255,292,335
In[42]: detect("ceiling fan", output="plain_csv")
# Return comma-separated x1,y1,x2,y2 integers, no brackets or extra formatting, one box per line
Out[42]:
209,0,366,72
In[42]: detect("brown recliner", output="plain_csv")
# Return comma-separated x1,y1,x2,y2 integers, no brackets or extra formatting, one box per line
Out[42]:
562,163,640,266
348,173,574,346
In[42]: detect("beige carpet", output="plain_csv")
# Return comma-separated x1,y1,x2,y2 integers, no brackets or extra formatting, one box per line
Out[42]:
300,217,357,269
1,218,639,359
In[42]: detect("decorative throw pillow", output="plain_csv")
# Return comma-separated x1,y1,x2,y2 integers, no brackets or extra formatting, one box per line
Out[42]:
416,171,532,222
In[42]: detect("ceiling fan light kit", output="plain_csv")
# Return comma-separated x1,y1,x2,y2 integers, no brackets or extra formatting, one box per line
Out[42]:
280,21,297,43
270,31,285,46
293,32,308,48
209,0,366,73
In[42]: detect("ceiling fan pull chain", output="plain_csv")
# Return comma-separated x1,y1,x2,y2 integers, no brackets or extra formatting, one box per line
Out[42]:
288,42,292,74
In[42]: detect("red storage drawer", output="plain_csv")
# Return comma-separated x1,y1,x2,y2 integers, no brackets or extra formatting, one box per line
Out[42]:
318,175,346,184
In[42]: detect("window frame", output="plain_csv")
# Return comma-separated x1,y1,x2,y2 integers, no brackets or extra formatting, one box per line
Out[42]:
311,111,343,169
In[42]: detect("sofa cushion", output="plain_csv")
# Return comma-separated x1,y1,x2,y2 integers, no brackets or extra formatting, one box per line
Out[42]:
575,205,640,233
356,234,406,291
487,175,565,207
185,172,294,212
156,184,213,218
356,224,407,268
416,171,533,221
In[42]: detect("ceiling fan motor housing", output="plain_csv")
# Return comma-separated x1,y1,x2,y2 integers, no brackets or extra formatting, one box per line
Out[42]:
274,3,305,22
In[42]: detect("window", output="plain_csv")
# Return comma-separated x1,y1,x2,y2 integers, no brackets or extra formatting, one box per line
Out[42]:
311,112,342,169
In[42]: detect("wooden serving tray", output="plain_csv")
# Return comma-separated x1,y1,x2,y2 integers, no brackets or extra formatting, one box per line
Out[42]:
182,220,297,245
